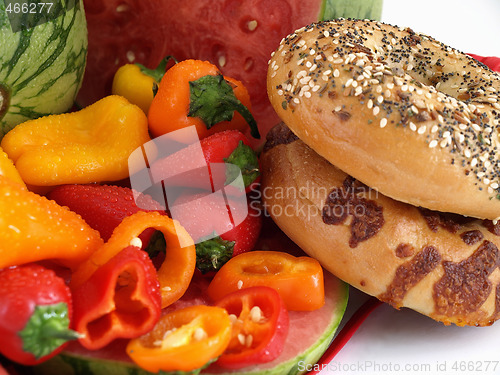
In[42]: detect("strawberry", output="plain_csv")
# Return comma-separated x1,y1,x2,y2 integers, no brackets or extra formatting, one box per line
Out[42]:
47,184,166,244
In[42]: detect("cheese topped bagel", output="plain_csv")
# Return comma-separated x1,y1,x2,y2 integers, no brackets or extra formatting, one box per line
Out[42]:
261,123,500,326
267,19,500,220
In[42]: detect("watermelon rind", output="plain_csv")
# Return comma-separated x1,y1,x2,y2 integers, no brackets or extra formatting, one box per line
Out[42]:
0,0,87,138
34,274,348,375
320,0,383,21
203,274,348,375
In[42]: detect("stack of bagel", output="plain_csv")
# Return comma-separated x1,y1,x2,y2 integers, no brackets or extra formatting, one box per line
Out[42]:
262,18,500,326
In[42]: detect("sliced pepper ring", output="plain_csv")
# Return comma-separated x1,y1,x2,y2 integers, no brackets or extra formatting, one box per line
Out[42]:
207,251,325,311
127,305,232,373
70,211,196,308
215,286,289,369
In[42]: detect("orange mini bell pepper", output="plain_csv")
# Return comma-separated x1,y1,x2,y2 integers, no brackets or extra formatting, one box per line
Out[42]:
148,59,260,140
0,176,103,269
127,305,232,373
0,146,24,187
0,95,150,186
208,251,325,311
70,211,196,308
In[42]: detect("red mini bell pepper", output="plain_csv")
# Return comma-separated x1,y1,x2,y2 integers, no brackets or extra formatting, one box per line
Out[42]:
72,246,161,350
214,286,289,369
0,264,80,365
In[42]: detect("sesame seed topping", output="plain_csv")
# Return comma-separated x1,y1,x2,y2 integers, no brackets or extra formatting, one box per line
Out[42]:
270,18,500,200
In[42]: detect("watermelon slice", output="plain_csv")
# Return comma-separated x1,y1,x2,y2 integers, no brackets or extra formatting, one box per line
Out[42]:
34,218,349,375
34,271,347,375
78,0,382,144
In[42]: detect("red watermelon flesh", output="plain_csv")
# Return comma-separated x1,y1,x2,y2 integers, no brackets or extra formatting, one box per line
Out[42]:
79,0,324,144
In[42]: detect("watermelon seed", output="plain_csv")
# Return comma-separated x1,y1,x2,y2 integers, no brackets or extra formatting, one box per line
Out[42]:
244,58,254,72
247,20,258,31
116,4,130,12
127,50,136,63
218,55,227,68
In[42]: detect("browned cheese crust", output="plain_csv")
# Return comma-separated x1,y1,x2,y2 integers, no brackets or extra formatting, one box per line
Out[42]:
267,19,500,220
261,123,500,327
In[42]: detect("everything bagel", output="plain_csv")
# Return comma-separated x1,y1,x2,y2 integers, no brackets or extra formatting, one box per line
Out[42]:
267,19,500,220
261,123,500,326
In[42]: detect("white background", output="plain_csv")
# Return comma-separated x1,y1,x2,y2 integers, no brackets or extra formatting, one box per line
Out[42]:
382,0,500,56
320,1,500,374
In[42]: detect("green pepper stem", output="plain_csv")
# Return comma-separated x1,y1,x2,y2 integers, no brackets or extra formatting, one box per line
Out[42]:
19,303,81,360
224,95,260,139
137,56,178,83
41,319,83,341
188,74,261,139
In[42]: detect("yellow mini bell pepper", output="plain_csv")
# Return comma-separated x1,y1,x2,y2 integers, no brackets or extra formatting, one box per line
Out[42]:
0,95,150,186
0,146,25,187
0,175,104,270
112,57,172,114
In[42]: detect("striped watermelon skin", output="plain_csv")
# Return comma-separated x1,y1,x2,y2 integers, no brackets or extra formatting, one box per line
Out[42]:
0,0,87,138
